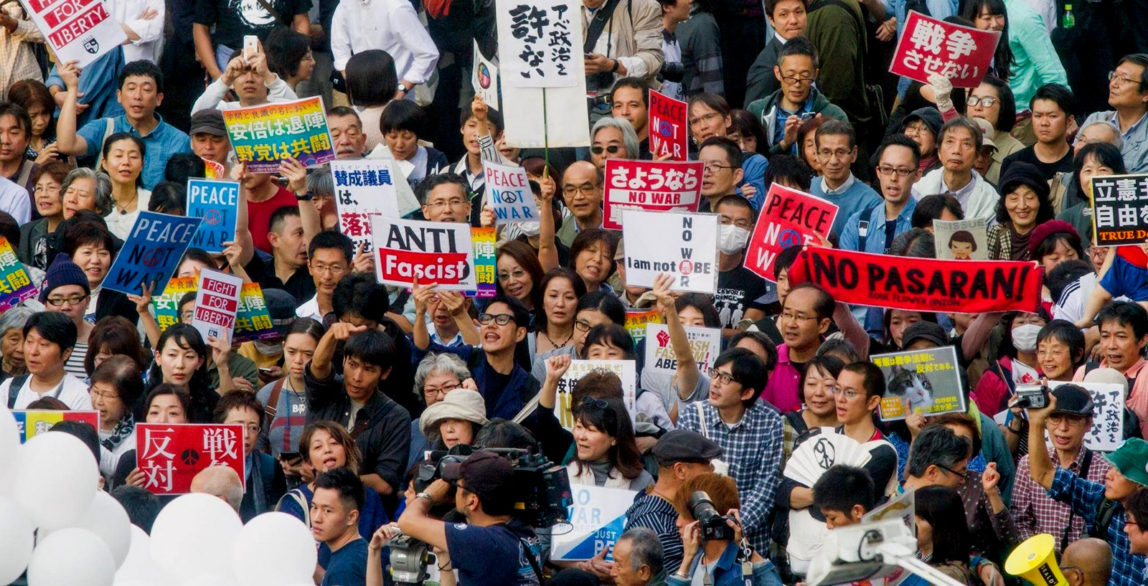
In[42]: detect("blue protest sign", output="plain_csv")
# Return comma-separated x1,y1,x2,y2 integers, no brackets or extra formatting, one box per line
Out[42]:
186,179,239,253
103,212,202,295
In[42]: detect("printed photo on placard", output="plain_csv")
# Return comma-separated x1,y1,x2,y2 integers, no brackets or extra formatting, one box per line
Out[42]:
873,346,965,421
934,218,988,260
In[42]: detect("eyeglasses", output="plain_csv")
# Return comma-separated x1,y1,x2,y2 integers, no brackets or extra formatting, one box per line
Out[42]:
701,161,734,174
563,183,599,196
90,388,121,402
708,368,739,386
591,144,622,156
424,381,461,397
1109,71,1138,86
780,74,815,85
574,319,593,332
779,311,818,322
498,269,528,281
478,312,515,326
426,197,468,209
310,263,347,275
876,165,915,177
817,148,853,160
45,294,89,307
966,96,998,107
938,464,967,480
688,112,721,126
830,387,862,400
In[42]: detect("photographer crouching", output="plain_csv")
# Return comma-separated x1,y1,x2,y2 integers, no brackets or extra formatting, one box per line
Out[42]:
671,473,784,585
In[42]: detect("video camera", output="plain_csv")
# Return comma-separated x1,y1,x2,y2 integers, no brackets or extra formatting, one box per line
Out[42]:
1014,383,1049,410
689,491,736,541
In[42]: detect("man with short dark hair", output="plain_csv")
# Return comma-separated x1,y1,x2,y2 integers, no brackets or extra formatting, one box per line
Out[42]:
297,230,354,322
697,137,743,212
809,120,881,238
714,195,769,332
901,425,972,491
611,78,651,157
1001,84,1075,181
1,311,87,410
744,0,809,105
764,282,831,412
192,48,298,114
746,37,847,155
1073,301,1148,438
419,173,472,224
0,102,36,199
911,117,1000,223
1079,54,1148,173
812,465,875,528
839,134,920,254
312,467,368,586
257,206,315,304
557,161,605,247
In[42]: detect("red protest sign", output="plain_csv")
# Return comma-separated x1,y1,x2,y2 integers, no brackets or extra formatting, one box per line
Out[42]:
191,268,243,344
649,90,689,161
889,11,1001,88
603,159,703,230
788,247,1043,313
745,184,838,282
136,423,246,495
21,0,127,67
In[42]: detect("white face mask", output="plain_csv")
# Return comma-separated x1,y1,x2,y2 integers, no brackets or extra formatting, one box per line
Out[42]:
253,340,284,356
518,221,541,237
1011,323,1041,353
718,225,750,255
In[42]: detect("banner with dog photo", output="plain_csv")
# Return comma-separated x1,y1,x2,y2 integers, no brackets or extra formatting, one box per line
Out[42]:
872,346,965,421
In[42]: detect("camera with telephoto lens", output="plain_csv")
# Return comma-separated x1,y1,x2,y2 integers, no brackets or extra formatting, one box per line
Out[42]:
659,61,685,83
689,491,736,541
1014,383,1049,410
387,529,435,585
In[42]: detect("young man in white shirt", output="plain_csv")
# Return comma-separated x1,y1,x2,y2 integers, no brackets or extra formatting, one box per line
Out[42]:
1,311,89,410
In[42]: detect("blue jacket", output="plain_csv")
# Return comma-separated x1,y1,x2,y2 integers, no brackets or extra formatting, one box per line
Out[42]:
667,542,784,586
838,198,916,254
740,153,769,211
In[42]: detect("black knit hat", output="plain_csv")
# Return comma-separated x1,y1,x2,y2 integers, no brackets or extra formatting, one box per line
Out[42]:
999,161,1050,200
39,253,90,302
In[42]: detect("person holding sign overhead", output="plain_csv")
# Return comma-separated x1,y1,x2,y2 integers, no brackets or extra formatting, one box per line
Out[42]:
191,42,299,115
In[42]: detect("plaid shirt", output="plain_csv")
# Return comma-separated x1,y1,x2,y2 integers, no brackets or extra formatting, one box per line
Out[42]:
1012,447,1110,552
678,400,784,554
1048,468,1147,586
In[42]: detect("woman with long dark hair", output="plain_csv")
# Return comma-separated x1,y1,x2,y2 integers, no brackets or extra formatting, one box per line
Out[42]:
565,395,653,490
963,0,1066,113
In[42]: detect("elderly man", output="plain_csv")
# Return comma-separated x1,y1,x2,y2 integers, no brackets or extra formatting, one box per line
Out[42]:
190,466,243,514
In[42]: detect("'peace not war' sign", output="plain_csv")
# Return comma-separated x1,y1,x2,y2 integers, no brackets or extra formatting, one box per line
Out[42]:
788,247,1043,313
103,212,202,296
186,179,239,254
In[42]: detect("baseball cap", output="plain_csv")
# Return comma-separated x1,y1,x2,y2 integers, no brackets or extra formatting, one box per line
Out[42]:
1105,438,1148,488
652,430,722,466
1050,384,1094,417
458,450,515,498
901,321,948,349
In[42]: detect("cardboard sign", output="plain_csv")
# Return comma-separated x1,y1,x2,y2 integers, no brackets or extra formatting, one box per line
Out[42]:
12,410,99,443
788,247,1043,313
550,485,635,561
472,40,501,110
889,11,1000,88
873,346,965,421
370,216,476,291
0,236,37,311
186,179,239,254
934,218,988,260
484,161,540,224
643,323,722,377
622,209,718,294
497,0,579,88
624,309,662,343
151,277,277,341
103,212,202,296
603,160,703,230
471,227,497,298
223,97,335,173
19,0,126,67
555,360,637,430
203,159,226,179
1047,381,1124,452
745,184,838,282
1091,175,1148,246
190,269,243,343
332,159,401,254
648,90,689,161
136,423,245,495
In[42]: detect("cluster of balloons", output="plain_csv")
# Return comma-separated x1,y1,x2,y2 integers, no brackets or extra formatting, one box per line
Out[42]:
0,406,318,586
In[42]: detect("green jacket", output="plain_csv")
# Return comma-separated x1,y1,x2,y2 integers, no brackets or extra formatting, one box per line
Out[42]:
746,88,848,154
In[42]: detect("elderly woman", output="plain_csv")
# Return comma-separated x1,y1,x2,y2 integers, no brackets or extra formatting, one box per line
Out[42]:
409,353,474,464
986,162,1055,261
18,161,71,270
590,116,640,170
90,355,145,478
418,388,488,450
0,307,34,384
61,167,113,220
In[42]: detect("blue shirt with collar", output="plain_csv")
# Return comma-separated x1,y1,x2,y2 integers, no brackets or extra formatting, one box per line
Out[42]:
1082,110,1148,173
665,539,784,586
810,174,883,239
838,197,917,254
76,113,192,190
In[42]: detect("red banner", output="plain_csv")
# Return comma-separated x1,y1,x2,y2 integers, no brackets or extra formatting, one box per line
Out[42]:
649,90,689,161
889,11,1001,88
603,159,703,230
136,423,245,495
744,184,838,282
788,247,1043,313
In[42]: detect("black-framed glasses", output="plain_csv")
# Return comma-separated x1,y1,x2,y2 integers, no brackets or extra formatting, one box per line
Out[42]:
708,368,739,386
591,144,622,156
478,313,514,326
938,464,967,481
780,74,814,85
45,294,89,307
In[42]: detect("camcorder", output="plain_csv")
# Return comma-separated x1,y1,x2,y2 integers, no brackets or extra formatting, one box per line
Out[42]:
689,491,736,541
1014,383,1050,410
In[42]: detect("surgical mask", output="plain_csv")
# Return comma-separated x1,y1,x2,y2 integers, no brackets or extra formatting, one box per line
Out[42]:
718,225,750,255
518,221,541,237
253,340,284,356
1011,323,1041,353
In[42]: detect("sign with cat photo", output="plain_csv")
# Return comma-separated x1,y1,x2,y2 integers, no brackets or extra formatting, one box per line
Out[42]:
872,346,965,421
934,218,988,261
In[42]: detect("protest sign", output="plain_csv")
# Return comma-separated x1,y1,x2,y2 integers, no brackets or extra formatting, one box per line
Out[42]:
1047,381,1124,452
12,410,99,443
602,160,704,230
934,218,988,260
370,216,476,291
190,269,243,343
471,227,497,298
649,90,689,161
484,161,541,224
151,277,276,341
555,360,637,430
788,246,1043,313
223,97,334,173
497,0,579,88
472,40,501,110
1091,174,1148,246
203,159,226,179
622,210,718,294
103,212,202,296
644,323,722,376
0,236,38,311
745,184,838,281
872,346,965,421
889,11,1000,88
18,0,126,67
550,485,634,561
624,309,661,343
186,179,239,254
136,423,245,495
332,159,401,253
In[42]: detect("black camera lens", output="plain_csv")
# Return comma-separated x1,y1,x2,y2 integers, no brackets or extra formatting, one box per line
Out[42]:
661,61,685,83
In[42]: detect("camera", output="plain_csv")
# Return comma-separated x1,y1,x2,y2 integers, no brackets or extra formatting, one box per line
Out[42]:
388,530,435,585
688,491,736,541
1014,384,1049,410
660,61,685,84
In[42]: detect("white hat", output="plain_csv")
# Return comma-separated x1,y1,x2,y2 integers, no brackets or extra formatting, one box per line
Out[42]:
419,389,489,436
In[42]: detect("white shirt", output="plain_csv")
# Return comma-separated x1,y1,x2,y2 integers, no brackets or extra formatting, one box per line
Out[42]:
104,188,152,241
330,0,439,82
296,294,322,323
108,0,165,64
2,372,91,410
0,175,30,224
191,77,299,115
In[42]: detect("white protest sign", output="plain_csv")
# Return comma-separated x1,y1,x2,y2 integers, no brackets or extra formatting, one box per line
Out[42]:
332,159,401,253
555,360,637,430
643,323,722,377
370,216,476,291
622,209,718,294
190,269,243,343
551,485,635,561
497,0,579,88
1047,381,1124,452
472,40,501,110
483,160,541,224
20,0,127,67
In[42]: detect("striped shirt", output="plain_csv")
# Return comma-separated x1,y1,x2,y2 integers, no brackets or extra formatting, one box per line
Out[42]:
625,490,684,572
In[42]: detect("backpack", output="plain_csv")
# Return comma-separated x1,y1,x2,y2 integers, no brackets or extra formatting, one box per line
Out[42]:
5,374,29,409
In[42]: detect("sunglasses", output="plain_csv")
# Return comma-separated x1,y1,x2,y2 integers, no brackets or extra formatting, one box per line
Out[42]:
591,145,622,156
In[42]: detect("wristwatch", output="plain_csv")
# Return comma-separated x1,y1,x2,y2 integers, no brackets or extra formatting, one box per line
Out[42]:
415,491,434,503
295,190,313,201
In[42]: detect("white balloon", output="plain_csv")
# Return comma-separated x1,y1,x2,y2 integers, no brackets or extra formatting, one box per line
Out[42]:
11,431,98,530
70,491,132,568
232,512,318,586
27,528,116,586
150,493,243,581
116,525,171,584
0,495,35,584
181,573,240,586
0,406,18,494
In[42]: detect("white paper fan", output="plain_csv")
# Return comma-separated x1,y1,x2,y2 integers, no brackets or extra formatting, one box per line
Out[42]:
783,430,873,488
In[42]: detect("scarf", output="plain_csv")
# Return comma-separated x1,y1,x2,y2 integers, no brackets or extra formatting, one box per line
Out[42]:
101,412,135,452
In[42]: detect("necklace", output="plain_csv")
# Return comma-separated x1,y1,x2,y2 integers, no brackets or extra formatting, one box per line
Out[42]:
541,329,573,348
